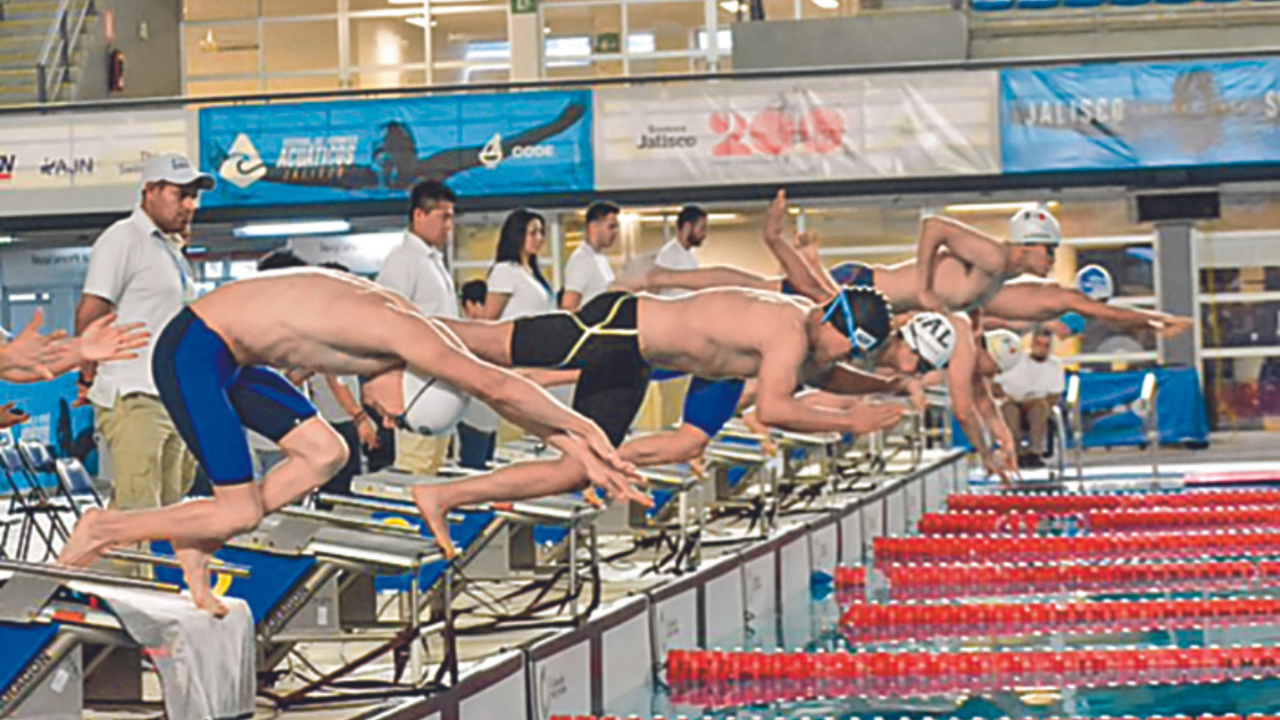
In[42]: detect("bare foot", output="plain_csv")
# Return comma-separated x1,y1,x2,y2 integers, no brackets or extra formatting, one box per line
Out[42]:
173,538,229,618
58,508,116,567
410,485,457,560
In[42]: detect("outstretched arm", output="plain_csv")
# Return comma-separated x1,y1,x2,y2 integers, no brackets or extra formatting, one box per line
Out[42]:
0,308,64,383
755,338,907,434
618,265,782,294
810,363,926,411
916,216,1010,312
388,313,645,503
984,280,1194,338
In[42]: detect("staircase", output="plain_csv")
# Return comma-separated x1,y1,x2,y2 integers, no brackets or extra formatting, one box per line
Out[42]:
0,0,92,105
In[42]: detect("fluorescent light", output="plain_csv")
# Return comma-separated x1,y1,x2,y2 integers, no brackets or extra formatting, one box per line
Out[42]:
234,220,351,238
0,236,15,244
719,0,741,10
811,0,839,8
638,212,739,223
944,201,1060,213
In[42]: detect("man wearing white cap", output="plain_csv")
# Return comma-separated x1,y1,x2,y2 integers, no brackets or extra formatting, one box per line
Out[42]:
75,152,215,518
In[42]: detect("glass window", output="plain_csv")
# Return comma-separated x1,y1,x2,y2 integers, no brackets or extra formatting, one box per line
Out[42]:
545,59,623,79
431,5,508,65
543,4,622,54
1201,301,1280,349
263,20,340,73
263,0,338,16
1075,245,1155,298
351,16,427,69
626,1,705,53
187,77,263,97
1203,357,1280,431
185,23,260,78
264,74,342,93
185,0,258,22
355,67,428,90
696,28,733,53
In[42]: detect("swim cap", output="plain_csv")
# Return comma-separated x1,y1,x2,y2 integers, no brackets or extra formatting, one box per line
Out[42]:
822,286,892,355
401,370,470,436
901,313,957,372
1075,264,1114,302
983,329,1024,374
1009,206,1061,245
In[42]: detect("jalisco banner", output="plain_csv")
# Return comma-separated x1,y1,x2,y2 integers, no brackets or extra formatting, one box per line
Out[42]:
0,109,194,216
198,90,594,208
1001,59,1280,173
592,71,1001,190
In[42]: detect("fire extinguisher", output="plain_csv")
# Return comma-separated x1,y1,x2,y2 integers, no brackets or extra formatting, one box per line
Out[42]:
108,49,125,93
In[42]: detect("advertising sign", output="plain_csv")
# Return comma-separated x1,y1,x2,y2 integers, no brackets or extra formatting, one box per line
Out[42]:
594,71,1000,189
0,109,193,216
1002,59,1280,172
199,90,594,208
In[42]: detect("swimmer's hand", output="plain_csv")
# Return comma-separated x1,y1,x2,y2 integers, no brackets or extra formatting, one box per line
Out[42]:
897,375,928,412
1,308,63,380
1150,314,1194,339
846,399,907,435
0,402,29,430
77,314,149,363
548,431,651,508
794,230,823,267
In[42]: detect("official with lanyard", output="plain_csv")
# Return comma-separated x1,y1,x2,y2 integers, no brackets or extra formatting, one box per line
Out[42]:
75,153,213,534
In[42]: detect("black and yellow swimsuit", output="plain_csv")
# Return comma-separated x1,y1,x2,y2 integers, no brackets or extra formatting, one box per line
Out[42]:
509,291,651,446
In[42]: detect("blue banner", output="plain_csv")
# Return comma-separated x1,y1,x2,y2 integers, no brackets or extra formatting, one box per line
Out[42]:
199,90,594,208
1001,59,1280,173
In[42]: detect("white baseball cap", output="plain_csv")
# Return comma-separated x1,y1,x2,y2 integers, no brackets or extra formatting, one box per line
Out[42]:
901,312,957,372
141,152,215,190
1008,205,1061,245
983,329,1024,374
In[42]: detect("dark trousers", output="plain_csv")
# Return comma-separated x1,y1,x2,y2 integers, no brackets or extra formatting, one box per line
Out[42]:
319,420,362,498
457,422,496,470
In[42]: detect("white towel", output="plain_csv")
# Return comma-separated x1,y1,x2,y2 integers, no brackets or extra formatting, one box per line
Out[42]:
69,581,256,720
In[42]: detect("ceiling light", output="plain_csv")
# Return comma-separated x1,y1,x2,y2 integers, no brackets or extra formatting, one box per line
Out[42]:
0,236,15,244
944,201,1061,213
233,220,351,238
810,0,840,9
719,0,742,10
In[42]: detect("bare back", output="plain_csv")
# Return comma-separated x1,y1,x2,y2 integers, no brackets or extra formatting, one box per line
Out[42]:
875,253,1006,312
191,269,426,376
636,288,816,379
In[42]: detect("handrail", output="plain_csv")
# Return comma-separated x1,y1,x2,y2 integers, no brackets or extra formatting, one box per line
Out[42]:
34,0,94,104
1064,373,1084,479
7,35,1280,114
1140,371,1160,477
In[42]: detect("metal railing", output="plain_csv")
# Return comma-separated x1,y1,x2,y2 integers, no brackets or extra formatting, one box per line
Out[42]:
1061,371,1161,480
34,0,95,104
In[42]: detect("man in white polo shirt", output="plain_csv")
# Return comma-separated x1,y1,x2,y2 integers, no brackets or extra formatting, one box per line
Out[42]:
561,201,621,310
76,152,213,513
376,180,459,474
654,204,707,283
994,327,1066,469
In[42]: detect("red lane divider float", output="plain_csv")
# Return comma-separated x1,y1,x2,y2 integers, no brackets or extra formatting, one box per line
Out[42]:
948,488,1280,513
918,505,1280,535
836,559,1280,599
558,715,1280,720
874,529,1280,566
665,645,1280,705
839,597,1280,642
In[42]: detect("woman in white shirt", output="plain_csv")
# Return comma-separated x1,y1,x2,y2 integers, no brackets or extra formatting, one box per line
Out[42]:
481,209,556,320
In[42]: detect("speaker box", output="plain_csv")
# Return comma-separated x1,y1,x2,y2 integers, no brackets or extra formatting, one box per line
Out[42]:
1134,191,1220,223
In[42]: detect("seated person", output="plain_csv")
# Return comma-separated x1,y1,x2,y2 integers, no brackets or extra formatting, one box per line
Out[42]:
993,327,1065,469
58,269,641,615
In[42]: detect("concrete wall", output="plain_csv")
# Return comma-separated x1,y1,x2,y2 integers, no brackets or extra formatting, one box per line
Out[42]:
732,9,1280,70
732,11,968,70
77,0,182,100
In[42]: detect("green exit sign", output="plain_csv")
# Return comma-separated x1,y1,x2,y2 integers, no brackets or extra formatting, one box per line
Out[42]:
511,0,538,13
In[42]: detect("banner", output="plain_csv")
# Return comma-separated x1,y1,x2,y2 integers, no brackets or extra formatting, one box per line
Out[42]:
1001,59,1280,172
199,90,593,208
0,109,193,216
593,71,1000,190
